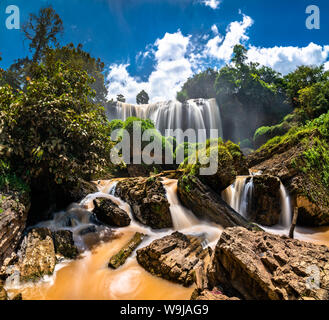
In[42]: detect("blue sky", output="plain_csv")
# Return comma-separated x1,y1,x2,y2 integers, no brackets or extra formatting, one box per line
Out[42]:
1,0,329,103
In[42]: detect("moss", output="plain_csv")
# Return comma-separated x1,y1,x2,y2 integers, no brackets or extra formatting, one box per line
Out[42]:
254,111,329,206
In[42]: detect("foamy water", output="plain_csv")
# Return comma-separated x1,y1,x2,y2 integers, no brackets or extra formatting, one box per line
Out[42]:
5,178,329,300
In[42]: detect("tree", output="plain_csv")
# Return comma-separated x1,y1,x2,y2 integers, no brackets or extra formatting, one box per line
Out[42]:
136,90,150,104
284,65,329,108
0,58,113,188
231,44,248,67
177,68,217,102
22,6,64,63
42,43,108,103
117,94,126,103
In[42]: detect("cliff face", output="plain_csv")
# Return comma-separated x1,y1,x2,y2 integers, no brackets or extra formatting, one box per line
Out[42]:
0,191,30,268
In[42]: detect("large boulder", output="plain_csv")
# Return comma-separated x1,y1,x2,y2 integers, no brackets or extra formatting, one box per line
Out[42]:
207,227,329,300
0,191,30,268
180,140,248,193
115,177,172,229
137,231,212,287
18,228,56,282
93,198,131,227
52,230,79,259
248,129,329,227
177,175,258,230
247,175,281,226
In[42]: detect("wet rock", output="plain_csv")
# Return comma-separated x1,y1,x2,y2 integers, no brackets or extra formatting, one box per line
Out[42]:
180,141,249,193
18,228,56,282
78,225,97,236
109,232,146,269
52,230,79,259
137,232,212,287
115,177,172,229
208,227,329,300
0,280,7,300
247,175,281,226
93,198,131,227
177,175,258,230
0,191,30,268
248,135,329,227
191,288,240,300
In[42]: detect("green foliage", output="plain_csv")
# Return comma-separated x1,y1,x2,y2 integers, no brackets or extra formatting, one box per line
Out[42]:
176,68,217,101
284,65,329,109
0,58,113,186
136,90,150,105
0,159,30,193
43,44,108,103
257,112,329,188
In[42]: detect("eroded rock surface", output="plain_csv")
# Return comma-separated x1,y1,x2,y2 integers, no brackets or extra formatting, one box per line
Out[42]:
208,227,329,300
18,228,56,282
137,231,211,287
248,137,329,227
177,175,257,229
115,177,172,229
0,192,30,268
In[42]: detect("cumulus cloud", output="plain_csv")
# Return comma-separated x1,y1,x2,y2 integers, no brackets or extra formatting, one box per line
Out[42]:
205,15,253,63
107,31,193,103
247,43,329,75
202,0,221,10
106,12,329,103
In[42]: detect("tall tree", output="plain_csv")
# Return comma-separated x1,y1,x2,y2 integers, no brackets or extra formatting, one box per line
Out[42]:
22,6,64,63
117,94,126,103
136,90,150,104
43,43,108,103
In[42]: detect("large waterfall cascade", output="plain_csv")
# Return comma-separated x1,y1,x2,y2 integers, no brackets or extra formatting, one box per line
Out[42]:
222,175,293,229
106,98,224,143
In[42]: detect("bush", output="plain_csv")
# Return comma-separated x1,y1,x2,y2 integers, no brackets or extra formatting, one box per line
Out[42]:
0,60,113,187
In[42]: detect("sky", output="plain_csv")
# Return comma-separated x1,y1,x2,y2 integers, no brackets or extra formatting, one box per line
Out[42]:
1,0,329,103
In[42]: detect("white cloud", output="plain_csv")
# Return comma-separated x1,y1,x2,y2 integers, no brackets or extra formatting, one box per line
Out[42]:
205,15,253,63
107,31,193,103
247,42,329,75
211,24,219,35
202,0,221,10
106,12,329,104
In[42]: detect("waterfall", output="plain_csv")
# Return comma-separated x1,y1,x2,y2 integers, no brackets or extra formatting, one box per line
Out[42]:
222,176,252,218
106,98,223,143
279,183,292,229
162,178,199,230
222,176,293,228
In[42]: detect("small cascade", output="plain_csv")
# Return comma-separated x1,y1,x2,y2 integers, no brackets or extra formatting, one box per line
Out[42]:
279,183,293,229
162,178,199,230
222,176,253,218
223,175,293,229
106,98,223,143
